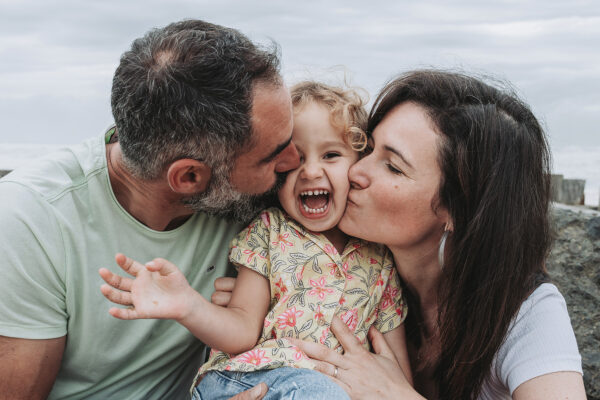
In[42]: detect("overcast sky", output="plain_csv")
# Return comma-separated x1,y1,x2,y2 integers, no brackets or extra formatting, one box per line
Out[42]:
0,0,598,152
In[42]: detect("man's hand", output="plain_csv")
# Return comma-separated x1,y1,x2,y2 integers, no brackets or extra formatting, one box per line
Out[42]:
99,253,195,321
228,383,268,400
211,276,236,306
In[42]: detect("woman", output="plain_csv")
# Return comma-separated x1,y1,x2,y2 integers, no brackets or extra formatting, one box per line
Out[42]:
286,70,586,399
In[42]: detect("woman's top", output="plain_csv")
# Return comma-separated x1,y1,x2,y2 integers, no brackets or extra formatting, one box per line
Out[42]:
197,207,407,377
479,283,582,399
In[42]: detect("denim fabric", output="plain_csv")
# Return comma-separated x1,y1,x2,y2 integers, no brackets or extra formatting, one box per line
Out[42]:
192,367,350,400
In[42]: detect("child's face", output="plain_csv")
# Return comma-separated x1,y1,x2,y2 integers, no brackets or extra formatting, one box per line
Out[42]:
278,101,359,233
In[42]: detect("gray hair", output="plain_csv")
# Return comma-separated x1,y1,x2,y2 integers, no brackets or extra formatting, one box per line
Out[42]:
111,19,282,180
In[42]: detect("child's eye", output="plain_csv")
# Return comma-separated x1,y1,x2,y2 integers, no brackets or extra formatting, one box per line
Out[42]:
386,163,404,175
324,152,341,160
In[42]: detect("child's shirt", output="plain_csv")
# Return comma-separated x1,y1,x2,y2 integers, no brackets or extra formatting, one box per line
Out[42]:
196,207,407,377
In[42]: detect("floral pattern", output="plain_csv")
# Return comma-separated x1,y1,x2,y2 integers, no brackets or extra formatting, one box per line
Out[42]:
196,207,407,378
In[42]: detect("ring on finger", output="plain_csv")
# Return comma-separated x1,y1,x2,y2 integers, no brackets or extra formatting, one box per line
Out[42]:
333,366,339,378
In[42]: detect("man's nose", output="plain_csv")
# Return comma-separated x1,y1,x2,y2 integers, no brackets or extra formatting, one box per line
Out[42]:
274,142,300,173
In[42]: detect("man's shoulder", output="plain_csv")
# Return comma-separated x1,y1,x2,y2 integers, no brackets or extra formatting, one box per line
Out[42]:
0,135,106,203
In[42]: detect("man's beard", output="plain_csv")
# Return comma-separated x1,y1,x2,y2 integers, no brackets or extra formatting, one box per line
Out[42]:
182,169,287,223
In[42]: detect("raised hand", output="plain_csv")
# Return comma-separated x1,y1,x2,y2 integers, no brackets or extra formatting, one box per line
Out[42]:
99,253,194,321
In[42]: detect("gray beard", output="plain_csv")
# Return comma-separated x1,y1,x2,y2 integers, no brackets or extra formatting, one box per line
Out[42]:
182,170,286,223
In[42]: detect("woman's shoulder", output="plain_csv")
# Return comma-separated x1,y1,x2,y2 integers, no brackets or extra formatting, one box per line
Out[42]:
481,283,582,398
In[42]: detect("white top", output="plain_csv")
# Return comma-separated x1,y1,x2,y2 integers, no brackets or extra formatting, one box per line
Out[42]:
479,283,582,399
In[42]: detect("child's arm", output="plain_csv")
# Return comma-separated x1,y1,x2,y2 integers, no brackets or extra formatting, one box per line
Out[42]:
99,253,270,355
382,324,413,385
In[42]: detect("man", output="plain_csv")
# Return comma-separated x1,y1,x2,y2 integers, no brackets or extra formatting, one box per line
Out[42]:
0,20,298,399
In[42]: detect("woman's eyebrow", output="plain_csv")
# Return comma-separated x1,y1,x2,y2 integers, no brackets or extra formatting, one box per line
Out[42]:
384,145,413,169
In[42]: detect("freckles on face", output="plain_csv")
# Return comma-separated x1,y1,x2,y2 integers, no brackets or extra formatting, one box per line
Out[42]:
339,102,447,250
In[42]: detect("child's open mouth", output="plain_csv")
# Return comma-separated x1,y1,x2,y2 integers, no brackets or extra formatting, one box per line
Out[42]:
299,189,330,216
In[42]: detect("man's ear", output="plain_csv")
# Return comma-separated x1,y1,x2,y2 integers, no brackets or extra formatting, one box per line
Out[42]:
166,159,212,195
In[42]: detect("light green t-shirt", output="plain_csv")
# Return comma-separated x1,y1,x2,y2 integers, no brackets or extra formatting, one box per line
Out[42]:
0,134,243,399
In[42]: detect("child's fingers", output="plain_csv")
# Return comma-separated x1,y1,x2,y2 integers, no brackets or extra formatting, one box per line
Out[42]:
115,253,144,276
108,306,140,320
98,268,133,292
100,283,133,306
145,258,179,276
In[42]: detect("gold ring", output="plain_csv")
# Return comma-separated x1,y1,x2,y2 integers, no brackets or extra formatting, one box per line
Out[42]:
333,366,339,378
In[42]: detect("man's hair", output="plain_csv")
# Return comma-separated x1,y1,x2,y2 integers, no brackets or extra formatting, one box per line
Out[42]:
370,70,551,399
290,81,368,152
111,19,282,180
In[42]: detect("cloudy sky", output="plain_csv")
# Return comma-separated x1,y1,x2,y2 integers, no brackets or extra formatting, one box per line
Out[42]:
0,0,598,152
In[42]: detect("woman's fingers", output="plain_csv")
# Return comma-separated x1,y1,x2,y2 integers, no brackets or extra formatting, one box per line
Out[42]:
288,338,347,369
368,326,395,359
330,316,363,354
99,268,133,292
100,283,133,306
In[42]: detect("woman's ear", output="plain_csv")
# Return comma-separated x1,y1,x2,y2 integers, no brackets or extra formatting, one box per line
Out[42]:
166,159,212,195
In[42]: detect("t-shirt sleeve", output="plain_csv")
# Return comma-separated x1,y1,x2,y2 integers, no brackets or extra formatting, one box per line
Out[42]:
228,209,274,278
494,283,582,394
0,183,67,339
373,254,407,334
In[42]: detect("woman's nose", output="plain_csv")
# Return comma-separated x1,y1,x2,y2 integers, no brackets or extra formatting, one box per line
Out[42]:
348,157,370,189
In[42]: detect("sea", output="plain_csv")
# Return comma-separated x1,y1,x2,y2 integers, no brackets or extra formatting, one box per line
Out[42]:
1,143,598,207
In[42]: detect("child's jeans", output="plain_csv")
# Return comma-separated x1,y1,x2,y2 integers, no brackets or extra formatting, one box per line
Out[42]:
192,367,350,400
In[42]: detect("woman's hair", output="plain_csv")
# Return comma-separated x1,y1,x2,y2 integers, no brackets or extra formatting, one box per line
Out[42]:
369,70,552,399
290,81,368,151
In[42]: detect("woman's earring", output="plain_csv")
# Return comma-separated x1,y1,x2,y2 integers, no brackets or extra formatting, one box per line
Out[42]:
438,225,451,270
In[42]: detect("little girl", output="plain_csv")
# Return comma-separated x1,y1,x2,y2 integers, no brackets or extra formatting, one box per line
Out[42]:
100,81,411,399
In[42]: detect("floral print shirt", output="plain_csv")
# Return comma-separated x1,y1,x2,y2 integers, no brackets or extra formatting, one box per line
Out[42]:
197,207,406,377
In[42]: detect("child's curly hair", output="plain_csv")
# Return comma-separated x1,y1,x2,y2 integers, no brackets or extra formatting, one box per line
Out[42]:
290,81,368,152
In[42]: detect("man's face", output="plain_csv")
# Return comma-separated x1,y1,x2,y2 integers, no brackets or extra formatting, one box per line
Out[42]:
230,83,300,194
182,83,300,222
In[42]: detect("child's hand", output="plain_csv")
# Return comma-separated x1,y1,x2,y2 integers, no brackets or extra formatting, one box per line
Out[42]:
99,253,194,321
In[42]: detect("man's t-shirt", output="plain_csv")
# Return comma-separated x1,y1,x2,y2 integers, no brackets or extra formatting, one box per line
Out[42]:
0,134,243,399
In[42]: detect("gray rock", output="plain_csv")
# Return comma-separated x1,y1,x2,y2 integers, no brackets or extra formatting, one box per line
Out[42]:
548,205,600,399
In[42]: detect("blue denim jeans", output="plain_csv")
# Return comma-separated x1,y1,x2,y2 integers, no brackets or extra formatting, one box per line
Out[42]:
192,367,350,400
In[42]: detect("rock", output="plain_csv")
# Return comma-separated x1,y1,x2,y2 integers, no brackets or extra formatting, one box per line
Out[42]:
548,205,600,399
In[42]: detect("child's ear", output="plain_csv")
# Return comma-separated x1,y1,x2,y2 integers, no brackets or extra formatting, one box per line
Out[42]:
166,159,212,195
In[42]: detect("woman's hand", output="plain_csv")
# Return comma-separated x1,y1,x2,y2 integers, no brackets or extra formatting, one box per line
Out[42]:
99,253,195,321
290,316,425,400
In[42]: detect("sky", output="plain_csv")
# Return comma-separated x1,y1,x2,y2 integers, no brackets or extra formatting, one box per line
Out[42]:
0,0,598,152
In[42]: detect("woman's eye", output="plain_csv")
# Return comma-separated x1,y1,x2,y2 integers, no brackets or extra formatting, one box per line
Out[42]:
386,163,403,175
324,152,341,159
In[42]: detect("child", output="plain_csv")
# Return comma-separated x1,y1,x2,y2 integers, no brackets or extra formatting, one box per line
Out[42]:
100,81,410,400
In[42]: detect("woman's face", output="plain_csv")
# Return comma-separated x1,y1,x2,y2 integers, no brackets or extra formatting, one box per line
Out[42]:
339,101,448,254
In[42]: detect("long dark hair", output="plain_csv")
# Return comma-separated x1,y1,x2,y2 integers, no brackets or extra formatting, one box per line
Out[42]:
369,70,551,399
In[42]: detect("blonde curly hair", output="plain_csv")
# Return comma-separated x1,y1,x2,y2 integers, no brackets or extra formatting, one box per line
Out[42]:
290,81,368,152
